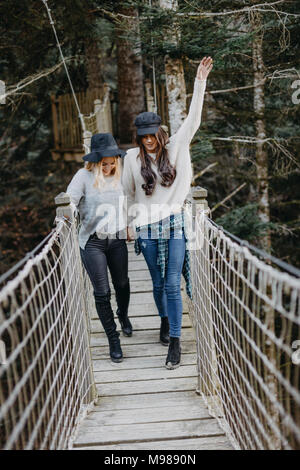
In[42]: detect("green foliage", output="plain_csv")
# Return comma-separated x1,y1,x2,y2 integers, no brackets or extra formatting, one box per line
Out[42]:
215,204,277,243
191,130,216,162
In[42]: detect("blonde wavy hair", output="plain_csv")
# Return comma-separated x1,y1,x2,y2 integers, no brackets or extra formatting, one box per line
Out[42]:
85,157,122,191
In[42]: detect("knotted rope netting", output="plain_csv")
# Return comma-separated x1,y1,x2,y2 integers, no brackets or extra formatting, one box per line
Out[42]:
0,217,96,449
186,209,300,450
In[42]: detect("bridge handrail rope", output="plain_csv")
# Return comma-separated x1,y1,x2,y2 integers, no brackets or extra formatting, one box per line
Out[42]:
184,197,300,450
0,204,97,449
207,218,300,279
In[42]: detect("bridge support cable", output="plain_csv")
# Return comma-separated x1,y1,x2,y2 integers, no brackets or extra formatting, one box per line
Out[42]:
41,0,91,153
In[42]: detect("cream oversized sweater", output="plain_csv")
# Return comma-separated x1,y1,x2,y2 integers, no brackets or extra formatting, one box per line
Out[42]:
121,78,207,229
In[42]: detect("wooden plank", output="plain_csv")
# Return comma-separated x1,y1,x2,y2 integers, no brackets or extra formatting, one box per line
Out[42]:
74,435,233,450
102,303,155,317
108,279,185,293
95,391,203,411
127,242,137,251
114,270,151,281
78,404,209,428
127,260,150,271
73,418,223,446
114,292,156,305
90,328,195,347
51,95,60,149
90,301,189,317
92,353,197,372
96,377,197,396
94,365,197,384
122,302,188,315
91,341,196,359
91,314,192,333
121,280,155,292
58,95,64,147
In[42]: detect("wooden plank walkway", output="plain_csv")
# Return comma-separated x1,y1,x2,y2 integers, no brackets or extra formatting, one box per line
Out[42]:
73,242,233,450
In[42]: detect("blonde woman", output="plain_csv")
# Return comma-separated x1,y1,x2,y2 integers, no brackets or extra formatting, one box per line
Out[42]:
66,133,132,363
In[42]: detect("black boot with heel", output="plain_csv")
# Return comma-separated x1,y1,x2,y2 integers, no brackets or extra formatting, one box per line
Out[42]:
115,279,133,337
165,337,181,369
95,292,123,363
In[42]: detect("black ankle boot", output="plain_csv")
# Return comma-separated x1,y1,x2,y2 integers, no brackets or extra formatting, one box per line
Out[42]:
95,293,123,363
160,317,170,346
165,337,181,369
108,335,123,363
116,308,133,337
115,279,132,337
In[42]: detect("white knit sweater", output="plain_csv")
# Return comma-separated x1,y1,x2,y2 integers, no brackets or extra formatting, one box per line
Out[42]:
121,78,207,229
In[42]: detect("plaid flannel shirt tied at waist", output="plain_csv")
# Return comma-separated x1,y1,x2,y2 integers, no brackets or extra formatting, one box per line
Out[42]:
134,211,193,300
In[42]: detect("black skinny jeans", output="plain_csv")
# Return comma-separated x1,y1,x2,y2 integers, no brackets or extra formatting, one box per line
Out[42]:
80,232,129,302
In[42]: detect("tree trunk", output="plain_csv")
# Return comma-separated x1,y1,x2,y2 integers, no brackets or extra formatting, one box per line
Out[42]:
252,13,271,252
85,40,104,90
116,7,145,143
159,0,187,135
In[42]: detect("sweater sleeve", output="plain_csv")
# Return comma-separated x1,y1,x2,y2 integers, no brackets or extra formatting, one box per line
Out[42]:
121,155,136,228
66,169,85,215
170,78,207,145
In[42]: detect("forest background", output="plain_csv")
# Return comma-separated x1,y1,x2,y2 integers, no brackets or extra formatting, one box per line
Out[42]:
0,0,299,275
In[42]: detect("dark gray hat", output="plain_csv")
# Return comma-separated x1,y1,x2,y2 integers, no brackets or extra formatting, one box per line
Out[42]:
134,112,162,136
83,133,126,163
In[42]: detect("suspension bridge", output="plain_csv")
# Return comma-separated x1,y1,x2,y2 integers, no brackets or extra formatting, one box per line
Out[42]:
1,186,300,450
1,0,300,451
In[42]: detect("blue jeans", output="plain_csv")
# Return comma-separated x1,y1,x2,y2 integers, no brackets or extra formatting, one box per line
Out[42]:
138,227,186,338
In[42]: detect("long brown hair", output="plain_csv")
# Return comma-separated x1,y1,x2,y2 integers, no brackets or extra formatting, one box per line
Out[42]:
136,126,176,196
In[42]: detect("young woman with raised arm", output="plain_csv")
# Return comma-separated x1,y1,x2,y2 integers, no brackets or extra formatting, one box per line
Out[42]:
122,57,213,369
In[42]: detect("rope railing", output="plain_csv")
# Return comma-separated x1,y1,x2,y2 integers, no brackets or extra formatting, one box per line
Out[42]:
0,202,96,450
185,196,300,450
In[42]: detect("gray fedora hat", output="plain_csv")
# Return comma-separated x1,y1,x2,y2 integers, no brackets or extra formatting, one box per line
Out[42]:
83,133,126,163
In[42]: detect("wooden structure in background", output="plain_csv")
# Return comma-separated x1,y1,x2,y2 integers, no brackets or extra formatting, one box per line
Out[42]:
51,85,112,162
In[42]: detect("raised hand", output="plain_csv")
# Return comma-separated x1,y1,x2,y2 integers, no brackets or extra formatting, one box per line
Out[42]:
197,56,213,80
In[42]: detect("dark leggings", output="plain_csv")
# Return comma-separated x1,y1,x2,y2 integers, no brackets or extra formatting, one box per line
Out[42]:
80,232,129,299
